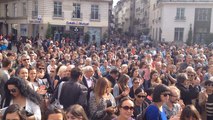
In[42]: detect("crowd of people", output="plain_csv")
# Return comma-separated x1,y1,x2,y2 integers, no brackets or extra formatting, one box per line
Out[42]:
0,34,213,120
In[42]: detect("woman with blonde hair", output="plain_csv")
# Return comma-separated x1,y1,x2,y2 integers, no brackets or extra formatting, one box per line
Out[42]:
89,77,116,120
66,104,88,120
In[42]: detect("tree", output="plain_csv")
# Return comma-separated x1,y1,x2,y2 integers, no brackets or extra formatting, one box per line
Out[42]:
46,23,52,39
186,24,193,46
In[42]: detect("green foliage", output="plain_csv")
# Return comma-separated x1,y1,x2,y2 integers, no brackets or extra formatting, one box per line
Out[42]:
46,23,52,39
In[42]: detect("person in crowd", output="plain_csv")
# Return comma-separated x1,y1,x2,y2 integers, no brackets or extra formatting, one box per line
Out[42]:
52,67,88,110
149,70,162,88
2,77,42,120
89,77,116,120
176,73,200,105
54,65,67,88
144,84,170,120
28,67,39,92
106,68,120,88
204,64,213,81
129,77,141,99
180,105,201,120
47,58,57,74
17,67,28,82
2,104,26,120
113,74,130,104
112,97,135,120
0,58,12,103
128,67,141,88
100,60,110,77
199,77,213,120
66,104,88,120
163,86,182,119
19,54,31,69
45,107,67,120
133,88,149,118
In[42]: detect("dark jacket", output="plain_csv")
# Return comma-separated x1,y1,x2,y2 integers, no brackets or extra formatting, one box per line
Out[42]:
176,83,199,105
53,80,88,110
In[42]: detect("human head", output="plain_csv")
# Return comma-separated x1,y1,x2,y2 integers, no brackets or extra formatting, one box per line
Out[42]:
70,67,83,82
109,68,119,79
205,77,213,94
66,104,88,120
2,104,26,120
17,67,28,81
180,105,201,120
94,77,112,98
168,86,180,104
134,88,147,103
118,74,130,87
132,77,140,88
21,54,31,68
82,66,94,78
2,58,12,69
28,67,37,82
152,84,170,103
177,73,188,86
57,65,67,78
118,97,134,119
66,65,75,77
150,70,159,80
4,77,41,107
45,107,67,120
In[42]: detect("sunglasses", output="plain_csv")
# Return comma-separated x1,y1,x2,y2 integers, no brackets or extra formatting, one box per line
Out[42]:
162,93,170,97
9,88,17,93
121,106,134,111
206,84,213,87
23,59,30,61
137,95,146,98
38,68,45,70
188,74,195,77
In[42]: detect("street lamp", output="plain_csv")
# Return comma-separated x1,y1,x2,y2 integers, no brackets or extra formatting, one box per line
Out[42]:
74,27,78,45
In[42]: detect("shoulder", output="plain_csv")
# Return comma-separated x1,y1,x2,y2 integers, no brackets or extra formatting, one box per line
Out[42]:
146,104,159,113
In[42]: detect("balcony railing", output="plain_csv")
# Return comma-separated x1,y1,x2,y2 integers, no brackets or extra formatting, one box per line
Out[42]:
90,14,100,21
72,12,82,20
32,11,38,19
52,12,64,19
175,16,186,20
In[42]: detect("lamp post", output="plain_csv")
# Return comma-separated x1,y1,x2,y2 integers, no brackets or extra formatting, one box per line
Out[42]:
74,27,78,45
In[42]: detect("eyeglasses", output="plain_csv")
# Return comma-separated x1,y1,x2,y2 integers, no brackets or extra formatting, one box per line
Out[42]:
161,93,170,97
134,82,140,84
206,84,213,87
121,106,134,111
39,67,45,70
8,88,17,93
137,95,146,98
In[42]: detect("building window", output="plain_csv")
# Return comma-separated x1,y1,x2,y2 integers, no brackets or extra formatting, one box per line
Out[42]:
32,0,38,18
54,1,62,17
91,5,99,20
23,3,27,16
73,3,81,18
196,8,211,21
174,28,184,41
14,3,17,17
176,8,185,20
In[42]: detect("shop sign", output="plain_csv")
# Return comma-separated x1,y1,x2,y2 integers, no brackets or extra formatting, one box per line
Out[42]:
66,21,89,26
29,20,41,24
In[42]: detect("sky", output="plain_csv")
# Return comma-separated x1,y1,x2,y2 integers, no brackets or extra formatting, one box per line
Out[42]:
113,0,119,7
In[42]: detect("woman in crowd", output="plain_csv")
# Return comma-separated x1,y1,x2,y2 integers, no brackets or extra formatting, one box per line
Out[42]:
144,84,170,120
17,67,28,82
180,105,201,120
28,67,39,91
2,77,42,120
89,77,116,120
150,70,162,88
112,97,134,120
66,104,88,120
128,67,141,88
54,65,67,88
133,88,149,118
129,77,141,99
2,104,26,120
113,74,130,104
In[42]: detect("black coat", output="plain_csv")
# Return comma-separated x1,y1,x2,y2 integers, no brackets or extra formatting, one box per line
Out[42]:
52,80,88,110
